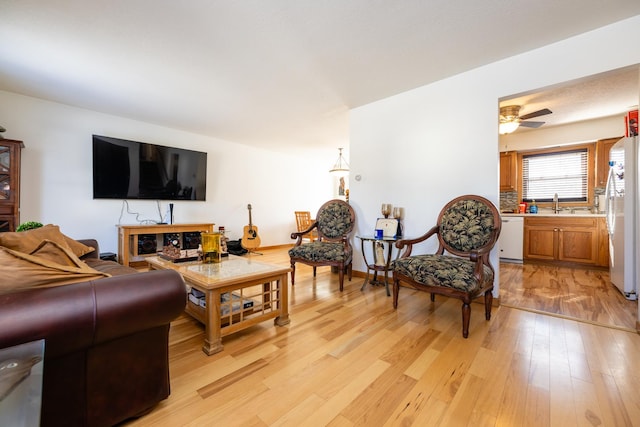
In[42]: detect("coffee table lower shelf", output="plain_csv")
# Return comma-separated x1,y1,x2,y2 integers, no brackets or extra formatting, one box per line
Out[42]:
184,276,290,355
147,256,291,355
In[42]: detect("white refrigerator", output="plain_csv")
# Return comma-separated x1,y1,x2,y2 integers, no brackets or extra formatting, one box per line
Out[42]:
605,136,638,300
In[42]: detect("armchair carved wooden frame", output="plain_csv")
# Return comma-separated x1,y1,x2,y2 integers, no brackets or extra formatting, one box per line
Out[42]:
289,199,355,291
392,195,502,338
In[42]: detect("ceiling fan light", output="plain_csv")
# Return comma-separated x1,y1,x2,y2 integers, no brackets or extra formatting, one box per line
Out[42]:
500,105,521,118
499,121,520,134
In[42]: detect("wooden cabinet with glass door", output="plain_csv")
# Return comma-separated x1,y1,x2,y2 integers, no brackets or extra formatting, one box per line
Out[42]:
0,139,24,232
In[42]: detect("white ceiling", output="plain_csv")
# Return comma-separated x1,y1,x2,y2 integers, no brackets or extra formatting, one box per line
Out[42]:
499,65,639,132
1,1,639,154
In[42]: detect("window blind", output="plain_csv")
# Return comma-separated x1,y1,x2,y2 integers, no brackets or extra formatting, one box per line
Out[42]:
522,148,588,202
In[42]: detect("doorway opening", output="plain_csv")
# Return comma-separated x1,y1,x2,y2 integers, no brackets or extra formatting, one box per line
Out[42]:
497,65,640,330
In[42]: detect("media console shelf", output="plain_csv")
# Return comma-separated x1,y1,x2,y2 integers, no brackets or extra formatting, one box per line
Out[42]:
117,223,215,267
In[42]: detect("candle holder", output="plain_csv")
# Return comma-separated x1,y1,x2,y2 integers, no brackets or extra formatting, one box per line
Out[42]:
381,204,392,218
392,207,404,237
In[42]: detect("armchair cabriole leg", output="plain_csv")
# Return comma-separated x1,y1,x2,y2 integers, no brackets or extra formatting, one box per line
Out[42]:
290,263,296,286
484,291,493,320
392,278,400,309
462,302,471,338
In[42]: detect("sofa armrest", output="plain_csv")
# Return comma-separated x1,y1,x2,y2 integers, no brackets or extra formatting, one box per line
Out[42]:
0,270,186,357
92,270,186,344
77,239,100,260
0,283,97,356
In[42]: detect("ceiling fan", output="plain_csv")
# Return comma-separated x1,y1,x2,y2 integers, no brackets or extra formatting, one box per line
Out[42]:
499,105,552,134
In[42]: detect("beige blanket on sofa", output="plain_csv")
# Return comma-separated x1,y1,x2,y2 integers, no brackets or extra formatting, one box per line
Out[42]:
0,239,110,291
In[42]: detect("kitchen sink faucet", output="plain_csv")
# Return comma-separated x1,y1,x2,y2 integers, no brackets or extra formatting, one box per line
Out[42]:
553,193,560,213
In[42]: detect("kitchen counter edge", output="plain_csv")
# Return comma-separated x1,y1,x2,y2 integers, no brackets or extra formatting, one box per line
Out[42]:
501,213,606,218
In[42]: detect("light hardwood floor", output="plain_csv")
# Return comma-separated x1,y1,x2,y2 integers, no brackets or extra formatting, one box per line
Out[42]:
126,248,640,427
500,262,638,331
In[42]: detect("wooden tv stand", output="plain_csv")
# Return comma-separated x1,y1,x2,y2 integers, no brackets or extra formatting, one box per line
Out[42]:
117,223,215,267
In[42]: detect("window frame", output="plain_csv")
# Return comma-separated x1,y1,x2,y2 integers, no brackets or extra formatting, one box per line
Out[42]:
517,143,595,209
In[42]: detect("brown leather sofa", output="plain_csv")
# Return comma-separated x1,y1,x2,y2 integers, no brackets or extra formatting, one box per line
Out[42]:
0,239,186,427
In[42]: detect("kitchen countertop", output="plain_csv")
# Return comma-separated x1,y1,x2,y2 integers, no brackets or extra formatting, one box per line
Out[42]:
501,212,605,218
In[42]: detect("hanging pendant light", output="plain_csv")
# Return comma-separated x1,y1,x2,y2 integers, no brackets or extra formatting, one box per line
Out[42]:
329,147,350,176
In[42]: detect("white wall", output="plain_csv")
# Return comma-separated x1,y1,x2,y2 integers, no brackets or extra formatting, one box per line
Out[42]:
0,90,336,253
349,15,640,300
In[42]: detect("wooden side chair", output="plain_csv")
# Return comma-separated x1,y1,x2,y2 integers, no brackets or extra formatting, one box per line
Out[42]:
294,211,317,242
289,200,356,291
393,195,502,338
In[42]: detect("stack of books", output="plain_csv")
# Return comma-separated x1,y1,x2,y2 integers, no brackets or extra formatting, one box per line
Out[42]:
187,288,254,315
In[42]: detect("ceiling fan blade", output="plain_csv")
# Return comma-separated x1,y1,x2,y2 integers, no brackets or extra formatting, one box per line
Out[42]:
519,120,545,128
519,108,552,121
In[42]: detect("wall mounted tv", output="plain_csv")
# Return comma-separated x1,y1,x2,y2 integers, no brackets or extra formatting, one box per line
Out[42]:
92,135,207,201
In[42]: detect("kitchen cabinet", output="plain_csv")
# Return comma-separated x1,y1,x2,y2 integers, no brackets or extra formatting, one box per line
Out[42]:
596,217,609,267
524,216,602,266
524,218,556,261
500,151,517,191
595,136,622,187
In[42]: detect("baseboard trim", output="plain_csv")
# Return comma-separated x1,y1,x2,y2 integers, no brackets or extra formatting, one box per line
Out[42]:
502,302,638,333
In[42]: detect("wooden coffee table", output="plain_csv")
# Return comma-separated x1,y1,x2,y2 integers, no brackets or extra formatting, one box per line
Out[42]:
147,255,291,355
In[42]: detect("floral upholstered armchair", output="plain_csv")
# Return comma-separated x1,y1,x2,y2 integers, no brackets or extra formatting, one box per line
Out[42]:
289,199,356,291
392,195,502,338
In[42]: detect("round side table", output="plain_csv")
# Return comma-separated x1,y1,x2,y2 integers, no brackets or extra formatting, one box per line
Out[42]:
356,235,400,296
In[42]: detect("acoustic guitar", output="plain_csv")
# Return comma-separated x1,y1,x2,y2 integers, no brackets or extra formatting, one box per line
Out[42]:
241,204,261,249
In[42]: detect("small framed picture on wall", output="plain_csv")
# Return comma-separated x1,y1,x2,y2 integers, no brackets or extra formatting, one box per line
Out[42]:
333,175,348,200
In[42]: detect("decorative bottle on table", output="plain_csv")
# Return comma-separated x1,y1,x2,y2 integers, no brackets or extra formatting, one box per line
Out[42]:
375,241,385,266
219,226,229,257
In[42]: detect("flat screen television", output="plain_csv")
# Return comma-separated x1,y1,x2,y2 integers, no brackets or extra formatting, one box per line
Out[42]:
92,135,207,201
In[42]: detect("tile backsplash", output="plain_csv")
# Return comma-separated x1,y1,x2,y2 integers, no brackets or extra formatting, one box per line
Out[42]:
499,191,519,212
500,187,606,213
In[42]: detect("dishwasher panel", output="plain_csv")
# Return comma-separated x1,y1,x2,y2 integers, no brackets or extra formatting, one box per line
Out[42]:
499,216,524,262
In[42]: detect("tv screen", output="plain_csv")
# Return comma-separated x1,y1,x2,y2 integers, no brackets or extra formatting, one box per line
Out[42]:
92,135,207,201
